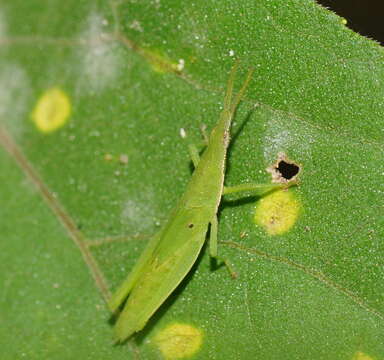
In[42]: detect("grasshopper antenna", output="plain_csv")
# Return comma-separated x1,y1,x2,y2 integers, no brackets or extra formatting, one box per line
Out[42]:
230,66,254,115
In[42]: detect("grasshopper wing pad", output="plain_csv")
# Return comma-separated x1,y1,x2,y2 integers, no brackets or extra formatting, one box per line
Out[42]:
114,212,209,341
108,231,163,312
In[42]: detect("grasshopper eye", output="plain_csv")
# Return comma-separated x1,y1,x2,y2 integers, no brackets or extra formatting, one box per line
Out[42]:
188,223,194,229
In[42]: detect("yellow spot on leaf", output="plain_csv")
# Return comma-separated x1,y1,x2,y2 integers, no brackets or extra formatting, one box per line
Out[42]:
104,153,113,161
32,88,71,133
140,48,182,74
353,351,375,360
154,323,203,359
254,189,300,235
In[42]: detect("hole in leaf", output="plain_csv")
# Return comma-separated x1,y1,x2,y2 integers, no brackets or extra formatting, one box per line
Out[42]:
276,160,300,180
267,153,301,183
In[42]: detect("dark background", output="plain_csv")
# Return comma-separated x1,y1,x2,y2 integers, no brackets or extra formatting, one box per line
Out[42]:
317,0,384,44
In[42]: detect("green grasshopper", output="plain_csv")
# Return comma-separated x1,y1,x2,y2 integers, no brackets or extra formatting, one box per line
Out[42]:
109,63,284,343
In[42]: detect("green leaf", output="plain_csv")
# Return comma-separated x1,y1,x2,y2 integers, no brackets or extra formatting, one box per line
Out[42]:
1,0,383,359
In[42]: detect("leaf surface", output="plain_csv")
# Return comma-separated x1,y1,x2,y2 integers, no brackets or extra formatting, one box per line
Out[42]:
1,0,383,359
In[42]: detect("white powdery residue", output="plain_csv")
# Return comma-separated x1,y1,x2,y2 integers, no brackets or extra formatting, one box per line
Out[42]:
178,9,208,51
0,65,30,134
121,194,159,233
262,110,314,162
263,128,291,161
129,20,143,32
76,12,121,94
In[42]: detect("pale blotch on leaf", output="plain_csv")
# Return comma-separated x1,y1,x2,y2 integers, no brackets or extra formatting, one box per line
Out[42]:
352,351,375,360
153,323,203,359
31,88,71,133
254,189,300,235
